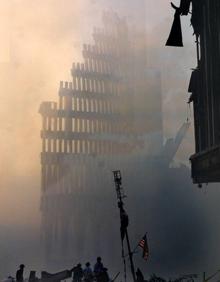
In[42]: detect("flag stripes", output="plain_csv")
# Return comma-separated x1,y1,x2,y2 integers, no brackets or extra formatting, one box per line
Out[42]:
138,234,149,260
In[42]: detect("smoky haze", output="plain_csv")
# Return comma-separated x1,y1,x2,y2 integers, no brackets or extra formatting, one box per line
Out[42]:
1,0,220,280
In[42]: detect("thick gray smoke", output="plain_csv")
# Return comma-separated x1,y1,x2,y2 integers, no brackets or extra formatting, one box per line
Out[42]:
1,1,220,281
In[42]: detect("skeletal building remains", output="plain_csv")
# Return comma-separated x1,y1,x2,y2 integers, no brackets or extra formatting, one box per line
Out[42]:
39,12,163,265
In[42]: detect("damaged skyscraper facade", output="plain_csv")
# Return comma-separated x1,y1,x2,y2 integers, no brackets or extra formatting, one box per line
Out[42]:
166,0,220,184
188,0,220,183
39,12,163,265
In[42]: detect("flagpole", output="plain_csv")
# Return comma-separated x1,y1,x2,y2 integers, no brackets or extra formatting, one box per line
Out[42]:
125,230,136,282
113,171,136,282
121,240,127,282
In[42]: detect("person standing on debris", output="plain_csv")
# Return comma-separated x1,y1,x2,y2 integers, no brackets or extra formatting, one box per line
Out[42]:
83,262,93,282
94,257,104,274
94,257,104,282
16,264,25,282
71,263,83,282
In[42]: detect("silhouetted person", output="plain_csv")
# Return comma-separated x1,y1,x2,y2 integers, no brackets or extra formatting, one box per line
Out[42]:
16,264,25,282
94,257,104,275
136,268,144,282
71,264,83,282
83,262,93,282
94,257,105,282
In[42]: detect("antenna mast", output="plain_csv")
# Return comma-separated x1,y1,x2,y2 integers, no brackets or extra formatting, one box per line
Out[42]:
113,170,136,282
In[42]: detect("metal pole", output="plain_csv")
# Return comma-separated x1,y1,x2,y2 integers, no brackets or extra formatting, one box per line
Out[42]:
125,230,136,282
203,272,206,282
203,270,220,282
113,171,136,282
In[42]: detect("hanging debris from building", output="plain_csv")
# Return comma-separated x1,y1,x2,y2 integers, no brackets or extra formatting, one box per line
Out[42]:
166,0,191,47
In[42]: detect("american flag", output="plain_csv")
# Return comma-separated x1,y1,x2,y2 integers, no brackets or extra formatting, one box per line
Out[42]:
138,234,149,261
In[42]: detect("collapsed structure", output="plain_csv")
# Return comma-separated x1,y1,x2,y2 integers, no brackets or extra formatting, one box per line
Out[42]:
39,12,163,264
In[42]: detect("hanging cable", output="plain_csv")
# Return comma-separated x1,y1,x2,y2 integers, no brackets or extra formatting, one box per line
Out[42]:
186,101,192,123
186,102,189,123
188,102,192,120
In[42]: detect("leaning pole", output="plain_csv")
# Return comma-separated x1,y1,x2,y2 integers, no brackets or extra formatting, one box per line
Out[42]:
113,170,136,282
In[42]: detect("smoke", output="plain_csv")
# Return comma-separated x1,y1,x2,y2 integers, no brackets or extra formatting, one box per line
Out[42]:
0,0,220,279
0,0,88,226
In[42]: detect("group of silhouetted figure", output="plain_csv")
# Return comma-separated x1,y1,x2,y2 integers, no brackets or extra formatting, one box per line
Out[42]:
5,261,191,282
2,257,154,282
3,257,111,282
71,257,110,282
3,263,197,282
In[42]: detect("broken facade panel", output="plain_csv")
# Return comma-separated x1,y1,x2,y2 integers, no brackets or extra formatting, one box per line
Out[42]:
39,12,163,265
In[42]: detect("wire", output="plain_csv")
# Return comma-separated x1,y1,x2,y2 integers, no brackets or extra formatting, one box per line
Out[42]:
186,102,192,123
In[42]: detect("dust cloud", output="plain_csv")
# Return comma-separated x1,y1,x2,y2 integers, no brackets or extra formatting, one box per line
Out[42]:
0,0,220,280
